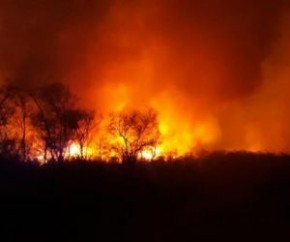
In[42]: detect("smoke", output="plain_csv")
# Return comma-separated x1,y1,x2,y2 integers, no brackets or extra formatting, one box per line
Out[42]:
217,11,290,152
0,0,289,153
0,0,112,86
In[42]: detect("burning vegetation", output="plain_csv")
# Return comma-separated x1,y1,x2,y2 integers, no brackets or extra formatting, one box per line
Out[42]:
0,1,290,161
0,81,166,163
0,80,229,163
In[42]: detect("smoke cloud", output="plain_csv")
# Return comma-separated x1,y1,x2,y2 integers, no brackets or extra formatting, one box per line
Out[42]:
0,0,290,153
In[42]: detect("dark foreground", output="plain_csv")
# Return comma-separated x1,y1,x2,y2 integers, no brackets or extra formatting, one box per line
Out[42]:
1,152,290,242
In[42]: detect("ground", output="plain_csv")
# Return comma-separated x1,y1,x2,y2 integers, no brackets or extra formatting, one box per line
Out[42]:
1,152,290,241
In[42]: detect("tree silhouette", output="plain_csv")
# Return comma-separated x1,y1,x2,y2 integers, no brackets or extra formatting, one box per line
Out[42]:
108,109,160,164
31,82,84,163
9,86,35,161
0,84,18,158
74,110,97,159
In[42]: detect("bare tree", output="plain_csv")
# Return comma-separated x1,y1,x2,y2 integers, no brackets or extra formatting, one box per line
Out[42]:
74,110,97,159
9,86,34,161
31,82,83,163
108,109,160,164
0,84,17,158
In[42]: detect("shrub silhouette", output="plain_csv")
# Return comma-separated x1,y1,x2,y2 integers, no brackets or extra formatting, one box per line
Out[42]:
108,108,160,164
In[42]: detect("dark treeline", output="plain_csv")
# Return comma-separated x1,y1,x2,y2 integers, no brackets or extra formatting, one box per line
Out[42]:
0,81,159,164
1,152,290,241
0,81,96,162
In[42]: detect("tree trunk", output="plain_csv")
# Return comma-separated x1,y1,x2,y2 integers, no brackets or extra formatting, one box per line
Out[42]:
122,154,137,166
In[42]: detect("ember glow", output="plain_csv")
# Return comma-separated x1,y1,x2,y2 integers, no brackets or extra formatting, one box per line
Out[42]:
0,1,290,161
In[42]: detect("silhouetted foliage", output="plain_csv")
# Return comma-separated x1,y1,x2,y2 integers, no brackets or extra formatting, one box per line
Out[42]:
9,85,36,161
108,108,160,164
0,81,100,163
31,82,84,163
0,84,18,158
74,110,97,159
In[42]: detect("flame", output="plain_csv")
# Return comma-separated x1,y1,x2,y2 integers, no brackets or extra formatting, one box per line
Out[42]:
138,147,162,161
68,143,80,157
65,142,95,160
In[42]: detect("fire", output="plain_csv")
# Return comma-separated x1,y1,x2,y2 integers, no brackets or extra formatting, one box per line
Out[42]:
65,142,95,160
68,143,81,157
140,150,154,160
138,147,162,161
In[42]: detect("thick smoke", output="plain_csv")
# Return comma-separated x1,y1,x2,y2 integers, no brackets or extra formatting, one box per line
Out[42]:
0,0,289,153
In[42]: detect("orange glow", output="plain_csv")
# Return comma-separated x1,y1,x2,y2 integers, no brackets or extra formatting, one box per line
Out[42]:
2,1,290,161
63,143,96,160
68,143,81,157
138,147,162,161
